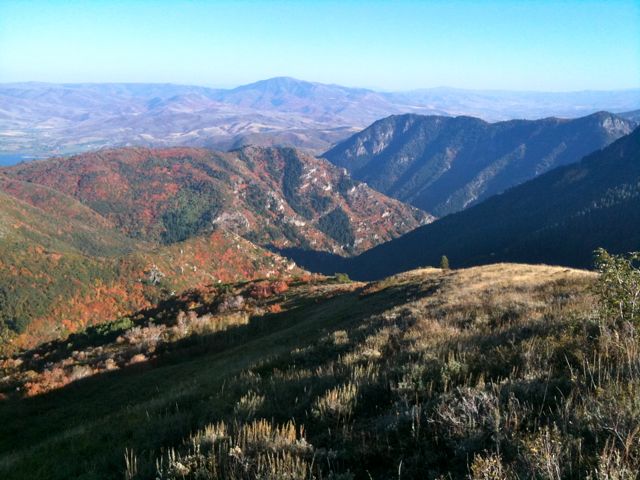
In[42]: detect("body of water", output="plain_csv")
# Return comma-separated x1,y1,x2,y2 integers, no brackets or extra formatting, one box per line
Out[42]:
0,154,40,167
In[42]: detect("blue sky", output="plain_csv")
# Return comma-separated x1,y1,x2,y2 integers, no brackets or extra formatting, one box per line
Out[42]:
0,0,638,91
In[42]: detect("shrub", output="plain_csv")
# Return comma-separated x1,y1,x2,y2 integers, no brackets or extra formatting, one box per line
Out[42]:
334,273,351,283
312,382,358,423
248,280,289,300
469,453,514,480
594,248,640,327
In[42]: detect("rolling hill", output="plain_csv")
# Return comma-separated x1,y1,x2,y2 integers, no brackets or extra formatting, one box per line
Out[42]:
4,146,430,255
321,126,640,279
323,111,636,216
0,79,436,156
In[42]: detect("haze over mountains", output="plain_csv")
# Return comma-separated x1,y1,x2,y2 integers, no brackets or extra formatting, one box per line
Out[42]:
324,111,636,215
1,77,639,158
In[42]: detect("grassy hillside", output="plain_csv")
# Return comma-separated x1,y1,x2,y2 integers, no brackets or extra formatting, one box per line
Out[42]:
4,261,637,479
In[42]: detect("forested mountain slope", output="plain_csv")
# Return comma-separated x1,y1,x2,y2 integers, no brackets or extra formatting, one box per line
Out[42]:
0,177,302,350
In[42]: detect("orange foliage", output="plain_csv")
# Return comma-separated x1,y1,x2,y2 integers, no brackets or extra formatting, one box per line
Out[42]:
248,280,289,300
268,303,282,314
16,281,151,349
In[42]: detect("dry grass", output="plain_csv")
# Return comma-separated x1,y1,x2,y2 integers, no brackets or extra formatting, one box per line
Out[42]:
5,262,639,480
151,263,620,479
156,419,313,480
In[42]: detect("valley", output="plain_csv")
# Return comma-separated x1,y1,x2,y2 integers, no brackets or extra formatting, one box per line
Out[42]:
323,111,636,215
289,126,640,279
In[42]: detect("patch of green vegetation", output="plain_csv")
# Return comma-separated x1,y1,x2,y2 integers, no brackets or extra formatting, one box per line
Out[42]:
317,207,355,246
243,184,271,216
334,272,351,283
594,248,640,327
308,191,332,212
0,240,126,335
279,221,312,249
161,185,223,244
337,175,356,198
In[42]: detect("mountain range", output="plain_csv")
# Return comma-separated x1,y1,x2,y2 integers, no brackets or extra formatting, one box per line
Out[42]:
291,126,640,279
0,173,306,349
323,111,636,215
1,78,639,157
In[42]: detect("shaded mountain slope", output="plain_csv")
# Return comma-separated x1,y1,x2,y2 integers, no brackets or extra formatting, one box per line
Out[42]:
4,146,429,255
324,112,635,215
331,126,640,279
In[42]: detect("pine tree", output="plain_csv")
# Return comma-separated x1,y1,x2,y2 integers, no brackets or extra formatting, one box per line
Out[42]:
440,255,450,270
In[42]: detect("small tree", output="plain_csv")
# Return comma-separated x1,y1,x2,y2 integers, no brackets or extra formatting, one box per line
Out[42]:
594,248,640,327
334,272,351,283
440,255,450,270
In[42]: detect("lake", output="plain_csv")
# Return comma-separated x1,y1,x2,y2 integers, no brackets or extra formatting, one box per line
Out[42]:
0,154,41,167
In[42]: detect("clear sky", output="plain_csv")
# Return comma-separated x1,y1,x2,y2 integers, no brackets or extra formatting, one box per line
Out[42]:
1,0,638,91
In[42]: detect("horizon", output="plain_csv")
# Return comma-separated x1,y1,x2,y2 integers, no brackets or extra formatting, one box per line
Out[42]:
2,75,640,95
1,0,639,91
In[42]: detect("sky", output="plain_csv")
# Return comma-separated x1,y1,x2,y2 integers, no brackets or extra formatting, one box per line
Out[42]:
0,0,638,91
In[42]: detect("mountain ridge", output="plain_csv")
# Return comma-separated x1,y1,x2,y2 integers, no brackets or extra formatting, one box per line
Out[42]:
0,180,304,350
2,145,430,256
323,111,636,215
331,125,640,279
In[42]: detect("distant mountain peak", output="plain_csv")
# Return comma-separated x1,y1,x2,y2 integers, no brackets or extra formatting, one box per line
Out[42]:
1,81,639,158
